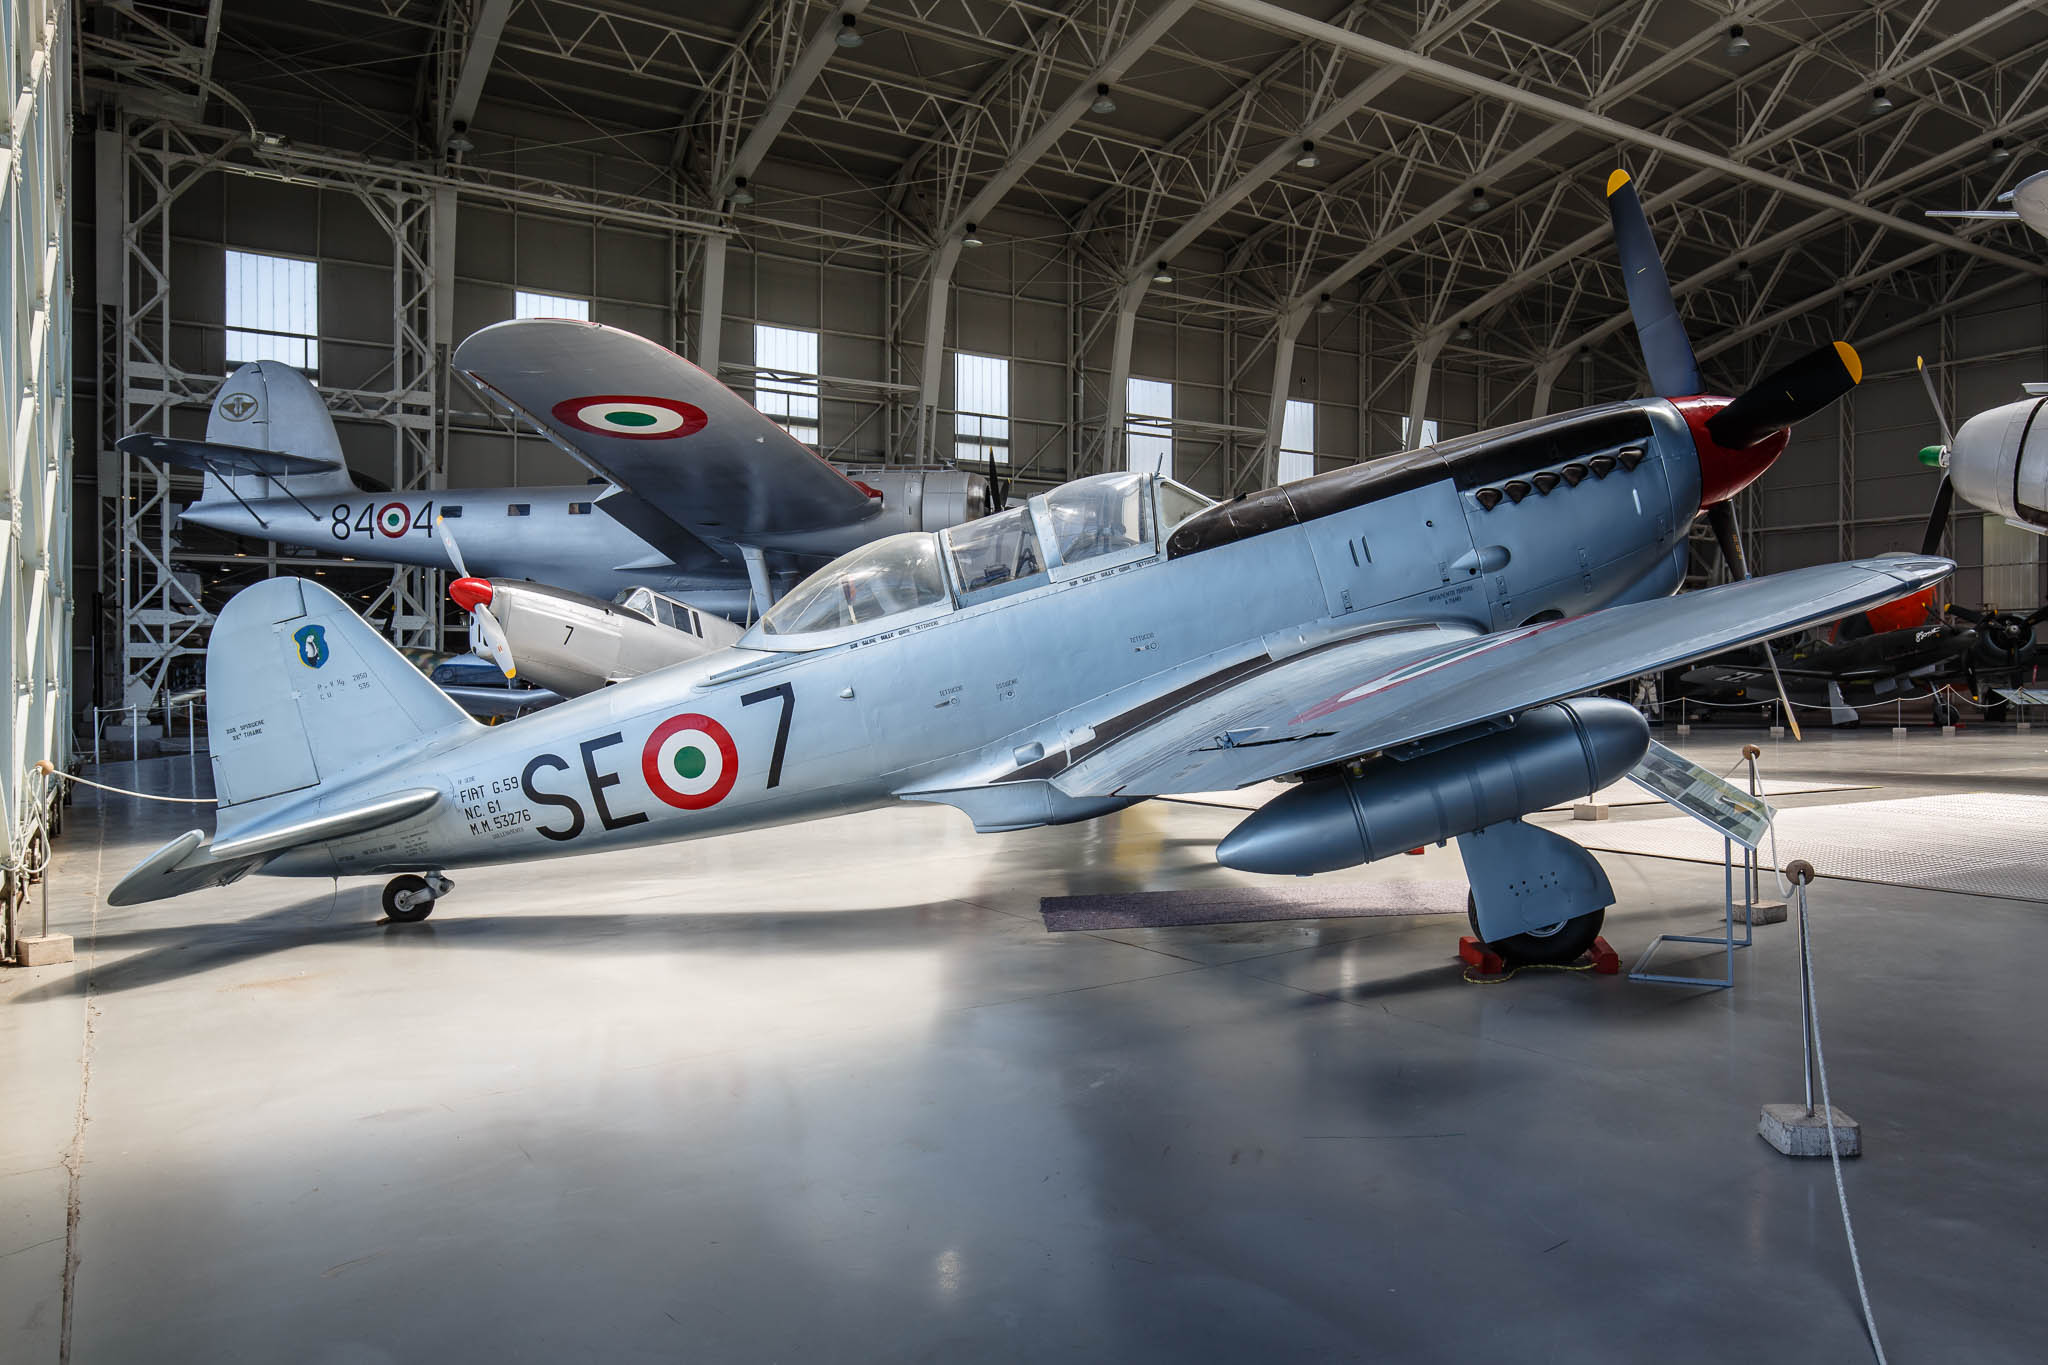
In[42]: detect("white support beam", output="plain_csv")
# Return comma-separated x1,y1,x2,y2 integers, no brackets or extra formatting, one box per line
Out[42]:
1198,0,2048,282
911,0,1196,459
439,0,513,146
696,235,729,375
724,0,871,194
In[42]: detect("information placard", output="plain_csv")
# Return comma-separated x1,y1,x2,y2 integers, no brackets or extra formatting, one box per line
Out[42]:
1623,740,1774,849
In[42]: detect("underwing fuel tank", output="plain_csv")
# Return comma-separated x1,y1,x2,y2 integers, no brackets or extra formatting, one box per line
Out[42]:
1215,698,1649,876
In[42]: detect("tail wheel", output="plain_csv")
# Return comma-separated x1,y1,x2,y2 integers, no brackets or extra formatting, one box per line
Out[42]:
1467,893,1605,967
382,874,436,923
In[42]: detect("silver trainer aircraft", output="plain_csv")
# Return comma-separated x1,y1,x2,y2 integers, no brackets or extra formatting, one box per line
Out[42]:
119,320,992,618
108,173,1951,966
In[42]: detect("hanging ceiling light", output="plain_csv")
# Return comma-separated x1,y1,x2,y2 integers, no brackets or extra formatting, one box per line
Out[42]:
1317,292,1334,315
835,14,863,48
1734,259,1752,284
1468,186,1491,214
729,176,755,206
1295,140,1319,169
1152,262,1174,285
1723,26,1749,58
1989,137,2012,164
1868,86,1893,116
1091,84,1116,115
1453,320,1473,343
962,223,984,248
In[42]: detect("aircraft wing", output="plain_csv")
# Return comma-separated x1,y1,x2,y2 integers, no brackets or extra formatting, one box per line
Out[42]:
1051,555,1950,799
452,319,878,552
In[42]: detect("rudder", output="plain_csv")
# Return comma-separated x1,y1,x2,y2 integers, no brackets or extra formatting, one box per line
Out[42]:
208,578,476,812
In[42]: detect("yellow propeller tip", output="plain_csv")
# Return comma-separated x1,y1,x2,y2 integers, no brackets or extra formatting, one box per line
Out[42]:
1605,169,1631,197
1834,339,1863,384
1915,354,1926,370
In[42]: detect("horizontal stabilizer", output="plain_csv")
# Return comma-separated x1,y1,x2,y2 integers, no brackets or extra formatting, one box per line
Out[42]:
118,433,341,478
107,788,441,907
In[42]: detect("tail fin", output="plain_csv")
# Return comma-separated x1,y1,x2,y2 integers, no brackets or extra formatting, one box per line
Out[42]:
199,361,360,505
208,577,477,817
108,579,473,906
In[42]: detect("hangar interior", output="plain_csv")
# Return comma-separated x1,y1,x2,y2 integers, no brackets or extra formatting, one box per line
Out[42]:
5,0,2048,1360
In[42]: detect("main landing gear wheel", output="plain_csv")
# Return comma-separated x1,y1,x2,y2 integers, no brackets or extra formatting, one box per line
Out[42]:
382,874,437,923
1467,893,1605,967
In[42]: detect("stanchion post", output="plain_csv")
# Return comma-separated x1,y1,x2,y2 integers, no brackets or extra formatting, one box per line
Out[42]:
1758,860,1859,1156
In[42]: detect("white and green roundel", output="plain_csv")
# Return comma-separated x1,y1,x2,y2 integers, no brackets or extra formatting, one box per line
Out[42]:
376,502,411,537
550,393,708,441
642,713,738,810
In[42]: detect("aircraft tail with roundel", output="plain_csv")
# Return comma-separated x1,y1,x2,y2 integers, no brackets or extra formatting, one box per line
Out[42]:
107,577,477,907
116,360,365,512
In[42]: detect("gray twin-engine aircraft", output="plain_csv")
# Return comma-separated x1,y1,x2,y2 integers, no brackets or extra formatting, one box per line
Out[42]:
109,173,1950,965
119,320,991,619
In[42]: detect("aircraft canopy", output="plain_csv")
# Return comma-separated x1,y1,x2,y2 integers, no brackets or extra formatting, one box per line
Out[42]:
756,533,949,637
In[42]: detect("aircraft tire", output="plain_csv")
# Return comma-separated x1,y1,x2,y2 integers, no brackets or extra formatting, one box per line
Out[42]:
382,874,437,923
1467,894,1605,967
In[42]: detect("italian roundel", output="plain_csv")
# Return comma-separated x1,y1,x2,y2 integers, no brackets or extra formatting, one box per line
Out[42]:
552,394,708,441
642,713,738,809
377,502,412,537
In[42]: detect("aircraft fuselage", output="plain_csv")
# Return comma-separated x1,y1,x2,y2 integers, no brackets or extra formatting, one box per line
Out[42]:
262,398,1705,880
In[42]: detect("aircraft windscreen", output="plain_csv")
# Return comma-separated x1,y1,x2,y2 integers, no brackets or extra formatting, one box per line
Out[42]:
758,533,950,636
1156,480,1211,532
1043,473,1152,565
948,507,1044,593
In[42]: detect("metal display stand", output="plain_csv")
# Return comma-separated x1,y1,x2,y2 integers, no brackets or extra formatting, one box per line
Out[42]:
1629,746,1769,990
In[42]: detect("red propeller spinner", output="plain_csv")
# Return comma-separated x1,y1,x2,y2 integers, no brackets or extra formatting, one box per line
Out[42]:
449,577,494,613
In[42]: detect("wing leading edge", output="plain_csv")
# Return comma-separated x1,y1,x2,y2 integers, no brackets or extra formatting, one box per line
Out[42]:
1052,555,1952,799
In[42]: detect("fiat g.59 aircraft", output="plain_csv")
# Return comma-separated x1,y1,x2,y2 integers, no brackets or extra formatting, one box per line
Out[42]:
109,174,1950,966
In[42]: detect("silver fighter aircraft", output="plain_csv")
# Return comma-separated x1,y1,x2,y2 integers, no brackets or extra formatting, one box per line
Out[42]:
119,321,991,617
107,174,1952,966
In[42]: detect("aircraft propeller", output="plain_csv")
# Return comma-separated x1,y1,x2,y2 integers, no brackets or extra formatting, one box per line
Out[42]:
1605,169,1872,740
434,515,518,680
1911,354,1960,559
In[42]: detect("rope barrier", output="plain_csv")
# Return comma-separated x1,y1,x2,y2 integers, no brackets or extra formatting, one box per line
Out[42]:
1790,868,1889,1364
32,760,214,805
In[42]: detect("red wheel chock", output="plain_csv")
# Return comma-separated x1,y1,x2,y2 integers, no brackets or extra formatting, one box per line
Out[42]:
1458,935,1620,978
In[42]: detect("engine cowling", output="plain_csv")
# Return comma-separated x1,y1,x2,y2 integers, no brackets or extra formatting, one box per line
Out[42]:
1949,396,2048,530
843,468,992,534
1214,698,1650,876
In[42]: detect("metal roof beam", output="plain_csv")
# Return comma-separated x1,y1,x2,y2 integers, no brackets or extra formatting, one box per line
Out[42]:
439,0,512,146
1200,0,2046,283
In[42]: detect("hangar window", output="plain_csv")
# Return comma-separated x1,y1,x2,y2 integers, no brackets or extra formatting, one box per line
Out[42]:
954,352,1010,465
515,290,591,322
225,250,319,371
1044,473,1152,566
1126,377,1174,479
1279,400,1316,484
754,324,821,446
758,534,950,636
1402,415,1440,448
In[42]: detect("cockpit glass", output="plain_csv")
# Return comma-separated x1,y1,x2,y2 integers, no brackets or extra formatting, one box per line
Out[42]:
1043,473,1152,565
947,507,1044,594
758,533,950,636
1156,480,1212,532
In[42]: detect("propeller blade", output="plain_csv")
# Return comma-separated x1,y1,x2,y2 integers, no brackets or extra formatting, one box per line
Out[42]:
434,514,470,579
1605,169,1702,397
1705,340,1863,449
473,602,516,680
1920,475,1955,558
1915,355,1954,445
1706,500,1748,581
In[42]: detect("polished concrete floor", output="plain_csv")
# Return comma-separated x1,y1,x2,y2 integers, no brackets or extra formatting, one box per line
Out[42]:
6,723,2047,1362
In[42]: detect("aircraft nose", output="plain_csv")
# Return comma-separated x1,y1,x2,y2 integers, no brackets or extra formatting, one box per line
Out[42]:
1671,395,1790,510
449,577,493,612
